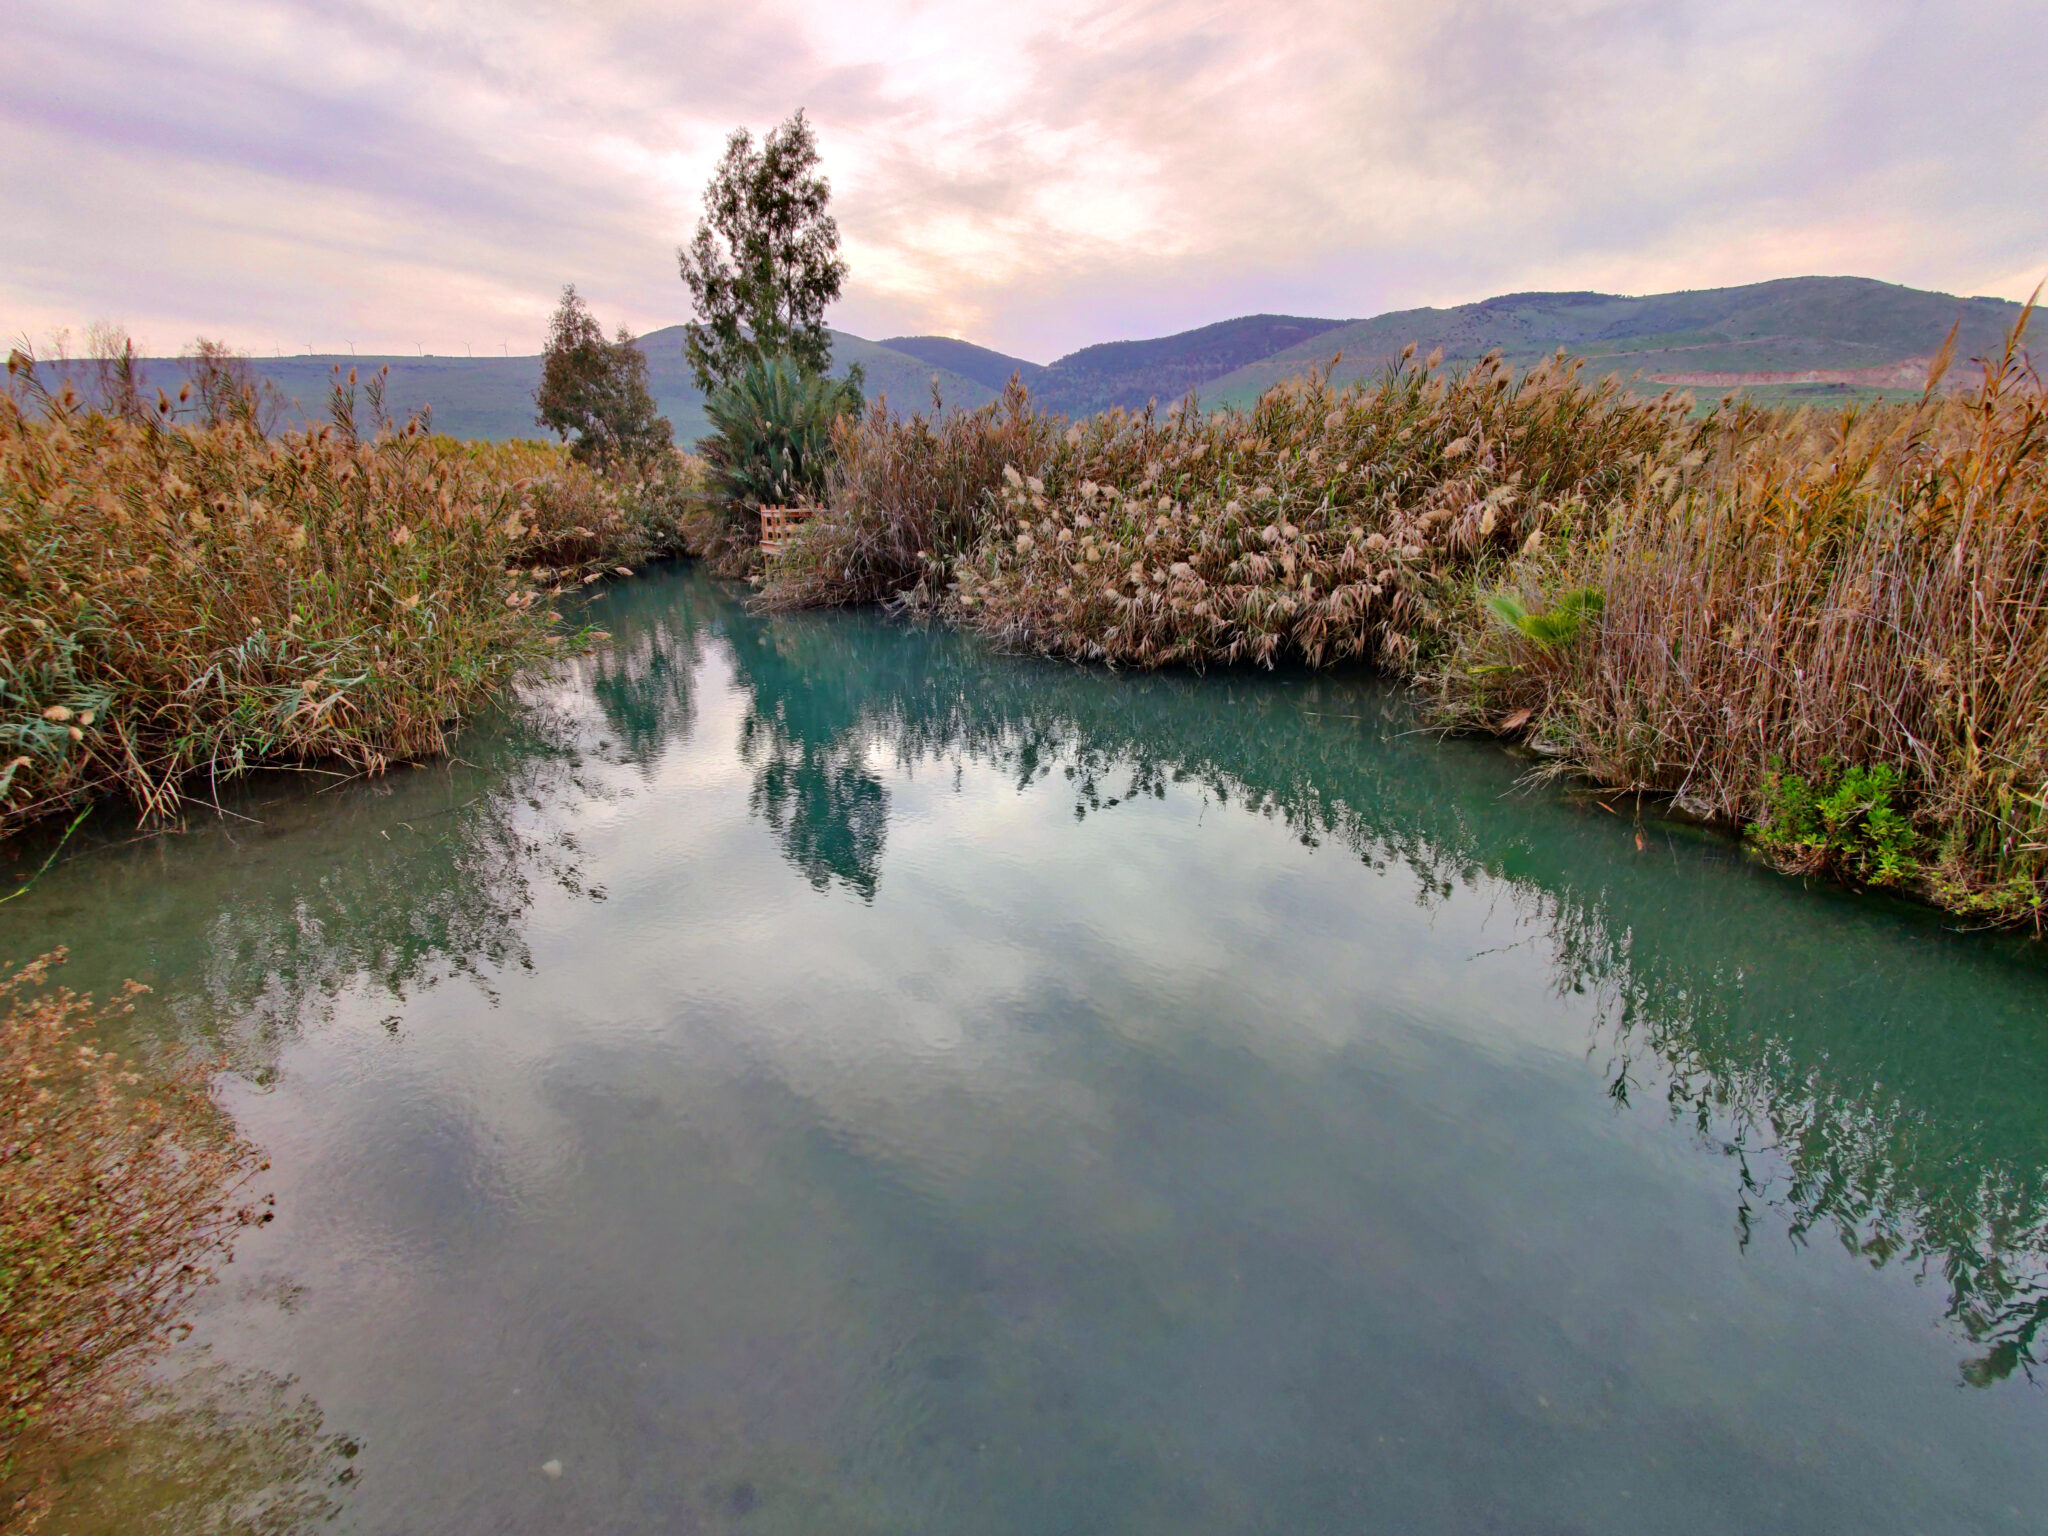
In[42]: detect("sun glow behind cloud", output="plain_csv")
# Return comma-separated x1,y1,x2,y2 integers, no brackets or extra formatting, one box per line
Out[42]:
4,0,2042,362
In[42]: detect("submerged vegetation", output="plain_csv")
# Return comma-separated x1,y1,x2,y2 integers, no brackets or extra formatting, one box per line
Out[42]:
0,343,693,843
759,306,2047,926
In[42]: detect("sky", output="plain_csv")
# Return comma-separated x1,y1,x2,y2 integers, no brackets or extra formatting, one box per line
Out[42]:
6,0,2044,364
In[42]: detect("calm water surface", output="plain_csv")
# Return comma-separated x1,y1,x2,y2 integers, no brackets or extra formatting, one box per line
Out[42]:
7,565,2048,1534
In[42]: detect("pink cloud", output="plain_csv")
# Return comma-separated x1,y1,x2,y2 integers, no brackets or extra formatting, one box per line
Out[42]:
5,0,2042,361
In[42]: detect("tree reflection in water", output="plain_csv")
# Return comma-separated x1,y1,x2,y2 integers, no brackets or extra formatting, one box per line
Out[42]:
650,573,2048,1389
6,566,2045,1394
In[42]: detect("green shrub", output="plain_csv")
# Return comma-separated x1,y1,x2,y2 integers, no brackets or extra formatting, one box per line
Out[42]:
1482,587,1604,651
1751,758,1922,887
695,354,859,571
533,286,673,467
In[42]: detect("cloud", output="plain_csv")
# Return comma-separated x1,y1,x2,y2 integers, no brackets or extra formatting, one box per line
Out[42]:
5,0,2042,362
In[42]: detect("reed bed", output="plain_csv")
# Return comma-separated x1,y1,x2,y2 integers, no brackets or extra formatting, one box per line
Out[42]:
941,355,1682,669
0,361,693,842
769,351,1687,662
1447,323,2048,922
761,381,1067,605
762,315,2046,924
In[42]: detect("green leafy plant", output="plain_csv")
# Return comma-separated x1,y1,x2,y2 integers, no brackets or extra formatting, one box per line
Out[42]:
1751,758,1922,887
698,353,860,550
1483,587,1605,651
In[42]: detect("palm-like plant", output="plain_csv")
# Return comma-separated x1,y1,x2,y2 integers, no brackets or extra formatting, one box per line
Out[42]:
699,354,858,538
1483,587,1605,651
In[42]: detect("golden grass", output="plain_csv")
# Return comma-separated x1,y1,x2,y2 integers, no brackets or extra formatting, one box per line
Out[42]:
0,359,696,842
1447,316,2048,922
940,353,1682,669
762,313,2047,924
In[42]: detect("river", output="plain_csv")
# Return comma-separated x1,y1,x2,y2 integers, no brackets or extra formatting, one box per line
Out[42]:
7,563,2048,1534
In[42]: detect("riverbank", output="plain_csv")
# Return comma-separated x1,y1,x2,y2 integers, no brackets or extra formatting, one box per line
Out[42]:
0,360,693,846
758,317,2046,927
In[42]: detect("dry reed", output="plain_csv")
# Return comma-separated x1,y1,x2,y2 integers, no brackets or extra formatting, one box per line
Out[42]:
762,313,2046,924
1448,311,2047,921
0,352,693,842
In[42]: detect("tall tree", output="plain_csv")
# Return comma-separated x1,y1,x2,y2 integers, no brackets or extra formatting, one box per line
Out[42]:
534,285,673,465
677,110,849,394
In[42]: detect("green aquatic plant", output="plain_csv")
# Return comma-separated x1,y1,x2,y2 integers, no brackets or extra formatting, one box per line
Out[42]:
1482,587,1604,651
1751,757,1922,887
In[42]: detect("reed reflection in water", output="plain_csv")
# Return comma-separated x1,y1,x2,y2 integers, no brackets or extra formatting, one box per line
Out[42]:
4,564,2046,1534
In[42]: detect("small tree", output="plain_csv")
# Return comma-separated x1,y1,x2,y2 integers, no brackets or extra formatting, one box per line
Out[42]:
534,285,673,466
677,110,851,394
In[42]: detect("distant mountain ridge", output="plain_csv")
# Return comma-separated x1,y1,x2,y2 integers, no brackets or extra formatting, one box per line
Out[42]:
88,276,2030,441
882,314,1350,416
1201,277,2027,404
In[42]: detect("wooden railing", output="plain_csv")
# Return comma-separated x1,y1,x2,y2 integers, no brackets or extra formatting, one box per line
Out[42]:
759,505,810,556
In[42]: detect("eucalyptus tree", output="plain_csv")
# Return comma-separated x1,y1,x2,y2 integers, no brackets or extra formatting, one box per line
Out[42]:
678,109,852,394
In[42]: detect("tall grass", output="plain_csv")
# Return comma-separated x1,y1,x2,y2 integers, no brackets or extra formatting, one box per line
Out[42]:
1446,314,2047,922
762,314,2046,925
0,352,693,842
761,380,1067,608
943,355,1683,669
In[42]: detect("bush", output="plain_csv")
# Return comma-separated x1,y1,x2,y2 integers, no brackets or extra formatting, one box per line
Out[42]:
1751,759,1921,887
694,354,859,574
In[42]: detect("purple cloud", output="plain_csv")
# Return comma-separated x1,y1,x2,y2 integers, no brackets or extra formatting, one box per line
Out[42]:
5,0,2042,362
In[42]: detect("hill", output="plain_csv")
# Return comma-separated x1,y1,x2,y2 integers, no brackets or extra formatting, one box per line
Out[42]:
1034,314,1347,414
1201,277,2028,406
878,336,1048,397
60,277,2030,442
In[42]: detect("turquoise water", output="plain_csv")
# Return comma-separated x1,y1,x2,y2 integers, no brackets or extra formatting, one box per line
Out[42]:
7,565,2048,1533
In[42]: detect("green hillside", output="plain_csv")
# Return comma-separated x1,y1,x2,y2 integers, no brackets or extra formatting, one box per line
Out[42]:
1202,277,2028,405
76,276,2032,443
879,335,1048,397
98,329,995,446
1035,313,1346,414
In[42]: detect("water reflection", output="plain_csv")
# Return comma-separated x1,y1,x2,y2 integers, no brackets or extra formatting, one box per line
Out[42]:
5,562,2048,1422
583,574,2048,1389
24,1363,357,1536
